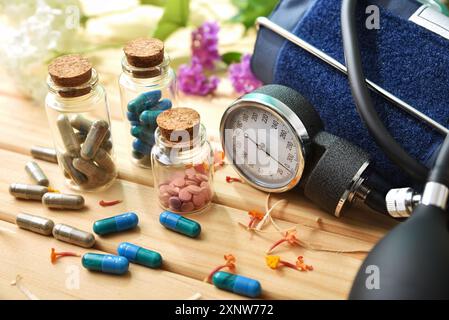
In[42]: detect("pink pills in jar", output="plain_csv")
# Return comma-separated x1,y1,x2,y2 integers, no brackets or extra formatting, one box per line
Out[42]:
152,108,214,214
158,168,213,212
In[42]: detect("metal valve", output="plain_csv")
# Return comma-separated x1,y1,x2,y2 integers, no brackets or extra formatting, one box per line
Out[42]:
386,188,421,218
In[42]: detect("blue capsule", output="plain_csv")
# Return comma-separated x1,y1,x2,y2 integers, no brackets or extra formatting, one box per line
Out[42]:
159,211,201,238
212,271,262,298
117,242,162,269
127,90,162,114
93,212,139,235
133,139,153,155
154,98,172,111
126,112,140,123
131,126,155,144
140,110,163,125
82,253,129,275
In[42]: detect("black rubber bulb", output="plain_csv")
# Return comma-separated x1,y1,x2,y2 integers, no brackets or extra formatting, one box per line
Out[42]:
349,204,449,299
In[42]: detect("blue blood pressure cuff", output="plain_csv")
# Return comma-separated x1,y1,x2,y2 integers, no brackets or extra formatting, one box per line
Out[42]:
252,0,449,186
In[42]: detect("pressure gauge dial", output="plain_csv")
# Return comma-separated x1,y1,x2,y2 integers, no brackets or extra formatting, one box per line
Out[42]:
220,91,312,193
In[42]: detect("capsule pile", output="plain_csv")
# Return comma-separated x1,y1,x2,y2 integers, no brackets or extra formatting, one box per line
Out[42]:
58,115,116,190
126,90,172,167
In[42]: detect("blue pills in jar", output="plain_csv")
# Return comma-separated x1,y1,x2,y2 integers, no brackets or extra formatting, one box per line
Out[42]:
124,90,172,167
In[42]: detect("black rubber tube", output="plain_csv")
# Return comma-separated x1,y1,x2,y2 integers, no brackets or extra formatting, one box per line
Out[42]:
429,135,449,186
341,0,428,182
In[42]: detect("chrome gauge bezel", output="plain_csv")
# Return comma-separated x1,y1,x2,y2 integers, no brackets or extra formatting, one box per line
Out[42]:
220,93,310,193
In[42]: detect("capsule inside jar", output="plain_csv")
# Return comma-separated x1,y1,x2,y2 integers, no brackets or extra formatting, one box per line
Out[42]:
45,54,117,192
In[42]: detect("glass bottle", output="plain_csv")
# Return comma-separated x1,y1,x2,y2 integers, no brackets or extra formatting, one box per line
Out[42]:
151,109,214,214
45,55,117,192
119,38,177,168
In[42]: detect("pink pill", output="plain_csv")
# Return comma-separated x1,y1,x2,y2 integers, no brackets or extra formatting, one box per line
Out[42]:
186,180,198,186
201,187,211,201
172,177,186,187
179,188,193,202
181,201,195,213
192,193,206,208
160,185,170,194
167,186,180,196
169,197,182,210
196,174,209,182
186,185,202,195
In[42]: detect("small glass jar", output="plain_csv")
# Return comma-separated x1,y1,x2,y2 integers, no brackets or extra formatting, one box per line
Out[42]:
151,124,214,214
45,56,117,192
119,38,177,168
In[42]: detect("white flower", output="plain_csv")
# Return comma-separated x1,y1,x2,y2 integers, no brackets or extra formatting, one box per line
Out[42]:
0,0,81,103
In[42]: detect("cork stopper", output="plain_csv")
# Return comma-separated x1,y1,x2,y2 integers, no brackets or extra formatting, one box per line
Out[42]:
124,38,165,68
157,108,201,143
48,55,93,97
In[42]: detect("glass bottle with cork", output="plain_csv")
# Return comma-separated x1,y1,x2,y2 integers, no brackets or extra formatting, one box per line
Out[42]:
151,108,214,213
45,54,117,191
119,38,177,168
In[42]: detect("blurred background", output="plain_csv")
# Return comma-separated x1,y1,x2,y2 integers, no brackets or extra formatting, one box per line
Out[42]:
0,0,279,103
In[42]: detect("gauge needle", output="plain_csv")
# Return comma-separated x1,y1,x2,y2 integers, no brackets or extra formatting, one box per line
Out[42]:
244,133,293,174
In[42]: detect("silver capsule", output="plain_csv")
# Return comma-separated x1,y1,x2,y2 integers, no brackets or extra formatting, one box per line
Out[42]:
42,193,85,210
52,223,96,248
30,146,58,164
25,161,49,186
73,158,107,183
75,131,87,144
94,148,116,174
9,183,51,200
16,213,55,236
70,115,93,133
57,115,80,157
81,120,109,160
60,153,87,185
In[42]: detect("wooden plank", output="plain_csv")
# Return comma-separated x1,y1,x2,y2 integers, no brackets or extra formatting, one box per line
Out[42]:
0,148,373,299
0,220,240,300
0,93,395,246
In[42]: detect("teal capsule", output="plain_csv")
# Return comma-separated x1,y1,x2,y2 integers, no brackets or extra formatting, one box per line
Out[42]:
159,211,201,238
133,139,153,155
93,212,139,235
140,110,163,125
117,242,162,269
127,112,140,122
127,90,162,114
154,98,172,111
212,271,262,298
82,253,129,275
131,126,155,144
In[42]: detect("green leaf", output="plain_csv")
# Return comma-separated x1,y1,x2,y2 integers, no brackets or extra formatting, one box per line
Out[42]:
140,0,167,6
153,0,190,40
231,0,278,30
222,52,243,65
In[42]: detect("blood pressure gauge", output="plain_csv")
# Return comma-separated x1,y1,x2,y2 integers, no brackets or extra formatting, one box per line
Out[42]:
220,88,321,193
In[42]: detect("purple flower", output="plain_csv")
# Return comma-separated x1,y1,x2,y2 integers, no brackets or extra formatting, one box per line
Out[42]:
191,22,220,70
228,54,262,94
178,58,220,96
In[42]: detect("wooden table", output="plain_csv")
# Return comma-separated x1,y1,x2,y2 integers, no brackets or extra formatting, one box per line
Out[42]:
0,49,396,300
